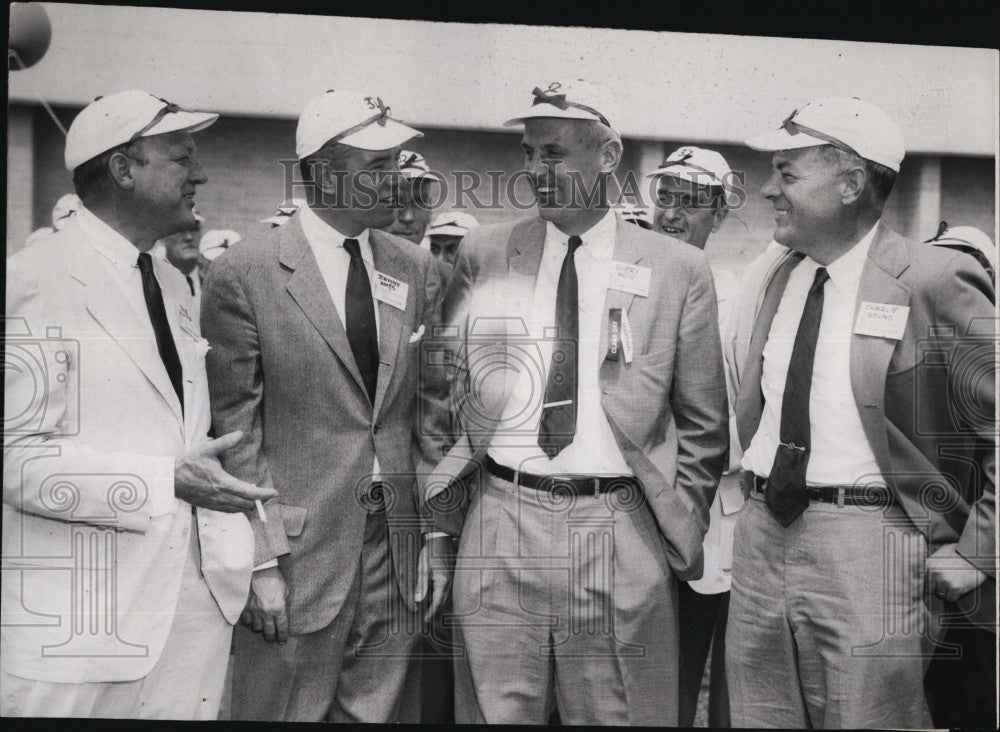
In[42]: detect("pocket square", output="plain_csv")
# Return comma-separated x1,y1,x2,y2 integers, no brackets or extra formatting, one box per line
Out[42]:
408,324,425,344
194,337,212,358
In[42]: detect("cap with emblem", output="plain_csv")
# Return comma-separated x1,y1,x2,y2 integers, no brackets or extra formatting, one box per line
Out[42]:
199,229,242,262
503,79,622,134
64,90,218,172
51,193,81,230
428,211,479,238
616,201,653,229
296,89,422,159
747,96,905,172
646,146,739,206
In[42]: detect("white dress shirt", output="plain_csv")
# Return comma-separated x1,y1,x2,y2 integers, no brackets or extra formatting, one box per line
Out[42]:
742,224,885,486
75,204,151,323
488,210,633,476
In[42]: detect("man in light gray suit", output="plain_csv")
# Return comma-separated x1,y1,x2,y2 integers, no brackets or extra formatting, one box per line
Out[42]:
201,89,447,722
420,80,729,724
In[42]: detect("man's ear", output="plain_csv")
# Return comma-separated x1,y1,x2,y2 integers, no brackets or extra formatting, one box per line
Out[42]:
601,138,623,173
107,151,136,191
840,166,866,206
711,205,730,232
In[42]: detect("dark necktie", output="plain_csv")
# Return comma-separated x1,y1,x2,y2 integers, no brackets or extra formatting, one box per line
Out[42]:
185,275,195,297
343,237,379,404
538,235,583,458
137,252,184,411
766,266,829,526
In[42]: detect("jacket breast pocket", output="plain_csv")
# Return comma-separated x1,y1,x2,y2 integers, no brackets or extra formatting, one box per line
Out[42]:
272,503,307,537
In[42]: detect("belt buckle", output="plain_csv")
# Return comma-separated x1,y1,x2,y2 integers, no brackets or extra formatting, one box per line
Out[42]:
836,487,846,508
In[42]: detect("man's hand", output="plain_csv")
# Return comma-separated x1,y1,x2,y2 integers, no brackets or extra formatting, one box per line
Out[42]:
174,430,276,512
415,535,454,623
241,565,289,644
927,542,988,603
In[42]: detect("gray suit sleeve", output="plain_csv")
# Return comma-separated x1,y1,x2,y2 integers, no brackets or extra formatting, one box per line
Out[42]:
201,255,290,565
671,256,730,525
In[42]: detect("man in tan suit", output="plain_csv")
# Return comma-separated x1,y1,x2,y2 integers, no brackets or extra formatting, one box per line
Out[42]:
420,80,729,724
201,89,446,722
724,97,995,728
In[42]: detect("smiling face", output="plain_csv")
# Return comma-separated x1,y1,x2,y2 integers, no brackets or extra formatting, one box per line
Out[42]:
520,117,619,231
129,131,207,240
652,175,727,250
759,146,849,254
312,143,401,231
386,176,433,243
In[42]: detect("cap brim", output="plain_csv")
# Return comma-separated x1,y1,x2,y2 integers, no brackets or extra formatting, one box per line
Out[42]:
339,118,423,151
646,167,739,207
261,215,288,225
503,103,601,127
746,128,828,152
429,226,467,237
145,110,219,139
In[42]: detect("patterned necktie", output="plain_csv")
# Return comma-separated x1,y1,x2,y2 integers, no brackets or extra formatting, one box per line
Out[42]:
343,237,379,404
766,266,830,526
136,252,184,411
538,235,583,458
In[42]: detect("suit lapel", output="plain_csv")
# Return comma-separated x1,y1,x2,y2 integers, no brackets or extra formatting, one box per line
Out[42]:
850,224,911,474
70,242,185,429
599,216,642,360
280,215,369,398
733,250,804,449
369,231,406,417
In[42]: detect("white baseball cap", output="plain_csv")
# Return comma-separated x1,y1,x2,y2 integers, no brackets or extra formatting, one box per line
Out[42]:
65,90,218,172
926,223,996,261
747,96,905,172
51,193,81,229
199,229,242,261
296,89,422,159
646,146,739,206
397,149,444,183
428,212,479,238
504,79,622,134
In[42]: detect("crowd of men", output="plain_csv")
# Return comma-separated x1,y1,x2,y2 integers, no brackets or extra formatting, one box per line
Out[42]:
3,81,996,727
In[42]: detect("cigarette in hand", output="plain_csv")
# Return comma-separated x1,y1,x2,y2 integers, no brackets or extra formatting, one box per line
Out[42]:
255,499,267,523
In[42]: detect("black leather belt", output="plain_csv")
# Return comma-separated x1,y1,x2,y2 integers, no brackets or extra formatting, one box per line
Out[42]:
743,471,896,508
485,455,637,496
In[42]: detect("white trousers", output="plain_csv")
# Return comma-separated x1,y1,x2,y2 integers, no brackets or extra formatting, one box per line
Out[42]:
1,514,233,719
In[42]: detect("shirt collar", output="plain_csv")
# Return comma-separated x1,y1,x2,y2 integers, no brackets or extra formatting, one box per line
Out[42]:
299,204,370,252
74,204,144,278
808,221,878,293
542,208,617,261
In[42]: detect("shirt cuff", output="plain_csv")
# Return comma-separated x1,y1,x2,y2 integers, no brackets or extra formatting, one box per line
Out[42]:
253,558,279,571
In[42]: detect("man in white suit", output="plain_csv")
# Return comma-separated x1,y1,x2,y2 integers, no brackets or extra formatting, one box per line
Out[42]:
2,90,273,718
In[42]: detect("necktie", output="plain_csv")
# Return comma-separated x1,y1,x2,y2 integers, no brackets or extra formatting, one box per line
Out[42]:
137,252,184,411
766,266,829,526
538,235,583,458
185,275,195,297
343,237,379,403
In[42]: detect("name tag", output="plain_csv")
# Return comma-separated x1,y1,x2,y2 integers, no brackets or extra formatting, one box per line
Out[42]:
620,309,634,363
373,271,409,311
608,261,651,298
177,304,198,338
607,308,622,361
853,301,909,340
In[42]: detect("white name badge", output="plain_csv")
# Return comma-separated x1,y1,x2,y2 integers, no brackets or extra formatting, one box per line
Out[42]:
608,261,651,298
853,301,910,340
373,271,409,311
177,304,198,337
